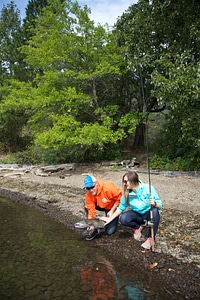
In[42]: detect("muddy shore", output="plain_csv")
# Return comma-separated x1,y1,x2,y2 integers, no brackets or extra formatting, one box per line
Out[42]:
0,163,199,299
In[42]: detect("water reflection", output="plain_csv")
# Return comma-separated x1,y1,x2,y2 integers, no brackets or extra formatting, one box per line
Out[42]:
81,255,146,300
0,197,169,300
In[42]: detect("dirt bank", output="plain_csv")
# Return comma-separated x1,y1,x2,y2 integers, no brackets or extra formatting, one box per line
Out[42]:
0,163,199,299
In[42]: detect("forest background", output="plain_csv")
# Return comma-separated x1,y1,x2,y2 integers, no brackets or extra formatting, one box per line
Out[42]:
0,0,199,171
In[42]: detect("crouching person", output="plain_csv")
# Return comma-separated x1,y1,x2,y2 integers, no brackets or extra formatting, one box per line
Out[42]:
100,171,162,250
83,175,122,241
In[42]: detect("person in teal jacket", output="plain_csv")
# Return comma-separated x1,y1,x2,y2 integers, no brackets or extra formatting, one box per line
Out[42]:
100,171,162,250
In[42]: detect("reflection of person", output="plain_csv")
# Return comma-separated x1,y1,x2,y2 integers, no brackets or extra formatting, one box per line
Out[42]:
83,175,122,241
81,256,146,300
100,171,162,250
81,257,117,300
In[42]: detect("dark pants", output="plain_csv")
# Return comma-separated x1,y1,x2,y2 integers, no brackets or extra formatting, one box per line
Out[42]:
119,208,160,238
85,206,119,235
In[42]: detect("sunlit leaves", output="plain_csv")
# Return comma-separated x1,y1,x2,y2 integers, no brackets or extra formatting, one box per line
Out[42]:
118,111,138,135
34,117,124,149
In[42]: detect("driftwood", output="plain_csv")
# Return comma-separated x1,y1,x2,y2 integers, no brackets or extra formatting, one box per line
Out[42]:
0,166,31,177
0,163,75,177
33,170,50,177
0,167,28,172
0,172,24,177
40,163,76,173
101,157,140,168
0,158,140,179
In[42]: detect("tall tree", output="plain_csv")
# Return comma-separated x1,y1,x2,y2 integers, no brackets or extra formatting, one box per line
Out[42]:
0,0,136,158
23,0,51,40
114,0,200,149
0,1,24,81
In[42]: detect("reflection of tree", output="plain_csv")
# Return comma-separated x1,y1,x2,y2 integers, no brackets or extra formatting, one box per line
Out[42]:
81,255,146,300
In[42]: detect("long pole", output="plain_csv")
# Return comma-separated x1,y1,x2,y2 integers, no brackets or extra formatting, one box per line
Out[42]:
145,117,155,252
139,64,155,252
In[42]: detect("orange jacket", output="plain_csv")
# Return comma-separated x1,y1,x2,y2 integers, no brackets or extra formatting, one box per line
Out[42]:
85,179,122,219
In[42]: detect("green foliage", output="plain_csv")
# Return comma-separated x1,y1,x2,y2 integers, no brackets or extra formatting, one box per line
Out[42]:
152,53,200,164
0,146,40,164
35,142,122,164
115,0,200,155
35,118,124,149
0,153,17,164
0,0,199,170
0,1,31,82
0,79,36,150
118,111,138,135
40,147,69,164
150,154,199,171
13,148,42,165
0,142,121,165
84,143,121,162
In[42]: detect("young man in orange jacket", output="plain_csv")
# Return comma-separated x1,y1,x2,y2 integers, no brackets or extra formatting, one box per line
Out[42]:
83,175,122,241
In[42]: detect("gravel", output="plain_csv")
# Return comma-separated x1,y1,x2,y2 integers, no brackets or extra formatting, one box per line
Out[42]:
0,163,199,299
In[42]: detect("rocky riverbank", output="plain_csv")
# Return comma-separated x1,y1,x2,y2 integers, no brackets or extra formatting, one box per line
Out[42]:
0,162,199,299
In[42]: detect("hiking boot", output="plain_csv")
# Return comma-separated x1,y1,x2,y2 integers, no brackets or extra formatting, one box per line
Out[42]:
133,226,144,241
141,237,152,250
85,229,100,241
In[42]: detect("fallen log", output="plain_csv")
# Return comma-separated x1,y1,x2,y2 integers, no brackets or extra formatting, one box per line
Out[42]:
0,172,24,177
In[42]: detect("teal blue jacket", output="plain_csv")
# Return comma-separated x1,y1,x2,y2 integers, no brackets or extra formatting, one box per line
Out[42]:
118,181,162,215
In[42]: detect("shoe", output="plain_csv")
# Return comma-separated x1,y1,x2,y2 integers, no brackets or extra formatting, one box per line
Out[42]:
74,220,88,229
141,237,152,250
133,226,144,241
85,229,100,241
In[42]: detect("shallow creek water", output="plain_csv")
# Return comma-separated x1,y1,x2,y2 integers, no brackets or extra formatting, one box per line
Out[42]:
0,196,172,300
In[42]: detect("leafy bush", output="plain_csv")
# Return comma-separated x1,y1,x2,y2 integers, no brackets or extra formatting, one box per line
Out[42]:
150,154,199,171
84,143,121,162
0,153,17,164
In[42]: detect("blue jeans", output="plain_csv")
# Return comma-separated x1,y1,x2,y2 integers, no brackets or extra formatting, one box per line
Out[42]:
85,206,119,235
119,208,160,238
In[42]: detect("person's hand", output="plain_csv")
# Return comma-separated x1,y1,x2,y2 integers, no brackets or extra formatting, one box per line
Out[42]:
87,225,95,232
149,197,155,206
107,211,112,218
99,216,111,225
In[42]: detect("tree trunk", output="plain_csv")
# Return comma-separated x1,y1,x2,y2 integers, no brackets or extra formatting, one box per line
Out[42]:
133,122,145,148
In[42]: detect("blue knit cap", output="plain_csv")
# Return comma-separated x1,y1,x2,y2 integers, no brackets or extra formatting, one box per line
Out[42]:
84,175,96,188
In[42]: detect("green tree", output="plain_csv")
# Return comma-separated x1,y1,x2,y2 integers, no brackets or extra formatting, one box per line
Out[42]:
152,54,200,167
115,1,166,148
115,0,200,158
0,0,137,160
150,0,200,168
0,80,34,151
0,1,25,81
